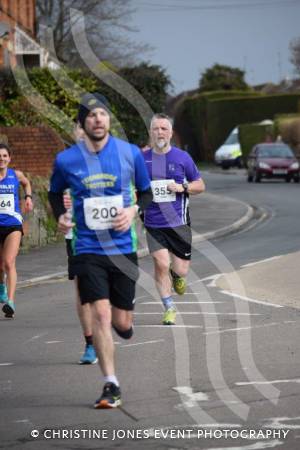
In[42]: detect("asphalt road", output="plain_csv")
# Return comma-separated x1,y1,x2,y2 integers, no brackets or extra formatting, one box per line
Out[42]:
1,169,300,450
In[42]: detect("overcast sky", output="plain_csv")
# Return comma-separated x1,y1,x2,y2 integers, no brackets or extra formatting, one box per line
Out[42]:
130,0,300,94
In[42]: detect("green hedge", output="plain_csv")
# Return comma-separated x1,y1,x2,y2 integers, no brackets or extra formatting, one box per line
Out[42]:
174,91,300,161
206,93,300,157
174,90,258,161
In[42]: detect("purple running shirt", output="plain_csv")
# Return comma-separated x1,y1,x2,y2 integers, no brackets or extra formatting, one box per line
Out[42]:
142,147,201,228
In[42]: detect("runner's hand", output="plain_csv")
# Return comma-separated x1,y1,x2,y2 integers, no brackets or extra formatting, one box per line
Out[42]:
63,193,72,210
58,213,75,235
113,206,136,232
24,197,33,213
167,182,184,193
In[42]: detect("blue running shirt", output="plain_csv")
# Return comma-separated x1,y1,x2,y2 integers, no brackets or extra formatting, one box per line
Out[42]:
0,168,23,226
50,136,151,255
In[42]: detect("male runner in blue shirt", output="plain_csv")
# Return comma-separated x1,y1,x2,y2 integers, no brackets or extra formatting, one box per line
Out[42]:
48,93,152,409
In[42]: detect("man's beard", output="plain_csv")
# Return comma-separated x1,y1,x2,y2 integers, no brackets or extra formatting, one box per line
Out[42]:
85,128,107,142
156,139,167,149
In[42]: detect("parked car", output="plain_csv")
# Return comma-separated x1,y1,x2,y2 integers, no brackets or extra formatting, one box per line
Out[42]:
247,143,300,183
214,128,242,169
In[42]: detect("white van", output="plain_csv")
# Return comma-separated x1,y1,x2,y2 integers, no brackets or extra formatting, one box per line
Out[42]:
214,128,242,169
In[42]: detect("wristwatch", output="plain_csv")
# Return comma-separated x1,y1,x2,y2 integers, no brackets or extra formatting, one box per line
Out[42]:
182,182,189,193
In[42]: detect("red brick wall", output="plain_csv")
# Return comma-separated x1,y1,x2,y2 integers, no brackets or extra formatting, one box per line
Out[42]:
0,0,35,36
0,126,65,176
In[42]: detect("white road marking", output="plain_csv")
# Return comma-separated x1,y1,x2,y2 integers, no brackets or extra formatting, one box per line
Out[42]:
134,312,262,315
206,274,223,287
17,272,67,286
220,290,284,308
264,416,300,430
173,386,209,407
135,325,204,328
141,301,225,304
135,295,149,301
201,440,283,449
45,340,63,344
28,335,43,341
122,339,164,348
241,256,282,268
189,274,221,285
0,363,13,366
176,292,222,295
236,378,300,386
14,419,30,423
24,333,48,343
204,322,279,336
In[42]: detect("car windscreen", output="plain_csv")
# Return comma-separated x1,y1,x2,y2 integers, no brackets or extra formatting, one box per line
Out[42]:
225,133,239,145
257,145,294,158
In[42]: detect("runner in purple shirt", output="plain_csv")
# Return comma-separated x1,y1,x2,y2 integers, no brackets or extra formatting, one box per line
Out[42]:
143,113,205,325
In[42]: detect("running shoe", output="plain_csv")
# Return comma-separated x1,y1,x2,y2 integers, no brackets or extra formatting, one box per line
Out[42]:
94,382,122,409
79,345,98,365
162,307,177,325
2,300,15,318
170,268,187,295
0,285,8,304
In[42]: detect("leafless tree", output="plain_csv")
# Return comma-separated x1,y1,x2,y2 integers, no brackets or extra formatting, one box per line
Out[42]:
36,0,151,67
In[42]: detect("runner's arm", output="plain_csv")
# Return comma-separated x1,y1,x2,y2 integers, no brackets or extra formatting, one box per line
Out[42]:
136,187,153,212
184,178,205,195
15,170,33,212
48,191,66,221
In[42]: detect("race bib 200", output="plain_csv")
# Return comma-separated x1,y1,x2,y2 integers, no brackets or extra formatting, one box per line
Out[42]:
83,195,123,230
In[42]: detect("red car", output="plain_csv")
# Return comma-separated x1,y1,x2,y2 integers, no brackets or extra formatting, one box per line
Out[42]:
247,143,300,183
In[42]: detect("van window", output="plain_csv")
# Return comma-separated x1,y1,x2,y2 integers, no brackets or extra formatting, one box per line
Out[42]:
225,133,239,145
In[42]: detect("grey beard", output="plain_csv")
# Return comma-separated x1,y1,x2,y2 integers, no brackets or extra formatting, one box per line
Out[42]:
156,140,167,149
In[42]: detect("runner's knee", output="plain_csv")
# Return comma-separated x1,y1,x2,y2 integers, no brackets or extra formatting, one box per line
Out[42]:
93,307,111,328
3,258,16,272
112,325,133,340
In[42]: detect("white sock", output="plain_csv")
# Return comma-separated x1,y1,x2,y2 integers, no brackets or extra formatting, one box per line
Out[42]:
104,375,119,387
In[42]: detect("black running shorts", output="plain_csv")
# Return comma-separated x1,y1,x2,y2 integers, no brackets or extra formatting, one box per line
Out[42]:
0,225,23,244
146,225,192,260
68,253,139,310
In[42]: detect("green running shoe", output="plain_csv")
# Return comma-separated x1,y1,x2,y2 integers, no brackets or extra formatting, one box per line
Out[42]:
170,269,186,295
162,307,177,325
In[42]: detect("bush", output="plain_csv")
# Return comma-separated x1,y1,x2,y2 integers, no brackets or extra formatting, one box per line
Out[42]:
0,64,171,147
274,114,300,156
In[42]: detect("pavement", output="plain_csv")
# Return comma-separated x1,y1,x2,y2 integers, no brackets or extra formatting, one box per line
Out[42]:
216,250,300,309
16,192,253,287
